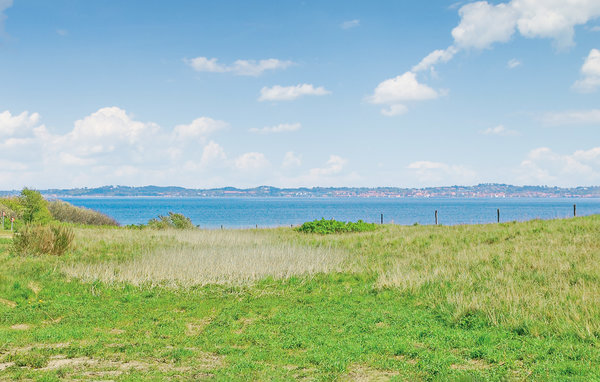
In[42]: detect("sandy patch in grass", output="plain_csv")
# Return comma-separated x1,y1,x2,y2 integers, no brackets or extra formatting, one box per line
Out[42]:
27,282,41,295
186,317,212,336
3,351,224,375
342,364,400,381
10,324,30,330
0,297,16,308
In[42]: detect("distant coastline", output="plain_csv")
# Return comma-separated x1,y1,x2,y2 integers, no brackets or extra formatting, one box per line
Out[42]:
1,184,600,199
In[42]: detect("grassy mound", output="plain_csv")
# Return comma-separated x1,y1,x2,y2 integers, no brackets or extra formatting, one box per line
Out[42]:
48,200,118,226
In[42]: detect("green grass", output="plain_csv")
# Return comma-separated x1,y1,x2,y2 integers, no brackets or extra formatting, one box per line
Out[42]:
1,216,600,380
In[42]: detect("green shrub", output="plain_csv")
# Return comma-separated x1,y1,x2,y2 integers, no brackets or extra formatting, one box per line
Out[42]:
296,218,377,234
147,212,195,230
13,224,75,256
48,200,119,226
0,198,22,230
19,188,53,224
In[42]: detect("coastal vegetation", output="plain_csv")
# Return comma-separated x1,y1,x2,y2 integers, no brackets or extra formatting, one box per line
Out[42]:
0,206,599,379
296,218,377,234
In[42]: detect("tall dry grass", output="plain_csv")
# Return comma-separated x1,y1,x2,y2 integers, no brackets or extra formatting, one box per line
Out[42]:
375,217,600,338
48,200,118,226
64,228,347,287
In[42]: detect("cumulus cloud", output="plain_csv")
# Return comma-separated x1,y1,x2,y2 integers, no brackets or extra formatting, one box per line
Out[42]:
200,141,227,167
412,46,458,73
173,117,228,140
258,84,331,101
407,161,477,185
309,155,347,177
184,57,293,76
507,58,522,68
452,2,518,49
234,152,270,171
370,1,600,116
453,0,600,50
249,123,301,134
0,110,41,136
368,72,439,116
282,151,302,168
481,125,519,136
518,146,600,186
572,48,600,92
542,109,600,125
0,107,260,188
340,19,360,29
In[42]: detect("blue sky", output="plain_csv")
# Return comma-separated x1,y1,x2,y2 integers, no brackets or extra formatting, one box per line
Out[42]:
1,0,599,189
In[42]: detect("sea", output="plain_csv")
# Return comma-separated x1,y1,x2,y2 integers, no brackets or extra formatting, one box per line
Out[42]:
60,197,600,228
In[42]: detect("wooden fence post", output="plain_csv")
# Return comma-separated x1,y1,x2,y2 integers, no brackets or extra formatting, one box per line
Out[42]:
435,210,438,225
497,209,500,223
574,204,576,217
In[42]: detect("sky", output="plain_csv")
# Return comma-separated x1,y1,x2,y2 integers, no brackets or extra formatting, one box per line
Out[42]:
0,0,599,189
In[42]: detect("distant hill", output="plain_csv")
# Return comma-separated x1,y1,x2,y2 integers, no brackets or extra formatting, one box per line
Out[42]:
1,184,599,198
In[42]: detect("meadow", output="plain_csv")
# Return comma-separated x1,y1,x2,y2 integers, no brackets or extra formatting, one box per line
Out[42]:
1,213,600,380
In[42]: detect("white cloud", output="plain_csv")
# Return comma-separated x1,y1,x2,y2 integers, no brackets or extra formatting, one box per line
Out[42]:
173,117,228,140
452,1,517,49
56,29,68,36
258,84,331,101
341,19,360,29
507,58,522,68
249,123,301,134
368,72,439,116
282,151,302,168
369,72,439,104
481,124,519,136
518,146,600,186
0,110,41,136
184,57,293,76
412,46,458,73
590,25,600,31
234,152,270,171
0,0,12,37
452,0,600,50
200,141,227,167
573,48,600,92
542,109,600,125
407,160,477,185
309,155,347,177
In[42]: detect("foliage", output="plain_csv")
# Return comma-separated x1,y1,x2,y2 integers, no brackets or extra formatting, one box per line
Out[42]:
147,212,195,229
0,198,23,230
18,188,53,224
296,218,377,234
48,200,119,226
1,216,600,379
12,224,74,256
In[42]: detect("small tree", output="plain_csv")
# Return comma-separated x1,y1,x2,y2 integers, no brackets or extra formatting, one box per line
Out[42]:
19,188,53,224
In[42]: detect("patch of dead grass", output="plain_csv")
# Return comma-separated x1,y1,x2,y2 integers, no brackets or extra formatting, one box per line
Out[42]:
342,363,400,381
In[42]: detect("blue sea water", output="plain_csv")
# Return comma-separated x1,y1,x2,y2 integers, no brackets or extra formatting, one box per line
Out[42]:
60,197,600,228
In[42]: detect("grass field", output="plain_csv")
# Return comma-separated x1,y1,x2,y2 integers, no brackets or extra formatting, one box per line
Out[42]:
1,216,600,380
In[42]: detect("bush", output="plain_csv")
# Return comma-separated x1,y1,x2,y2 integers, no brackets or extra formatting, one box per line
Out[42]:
48,200,119,226
296,218,377,234
147,212,195,230
19,188,53,224
13,224,75,256
0,198,22,230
